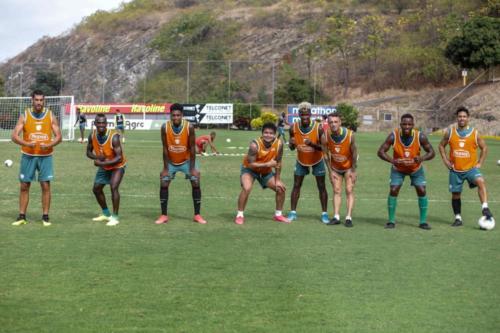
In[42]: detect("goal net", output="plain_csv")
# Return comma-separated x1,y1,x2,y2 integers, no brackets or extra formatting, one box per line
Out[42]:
0,96,75,142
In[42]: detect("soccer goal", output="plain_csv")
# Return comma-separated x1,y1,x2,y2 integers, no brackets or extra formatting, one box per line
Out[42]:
0,96,76,142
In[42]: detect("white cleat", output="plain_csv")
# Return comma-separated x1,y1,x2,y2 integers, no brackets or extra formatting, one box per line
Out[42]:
106,217,120,226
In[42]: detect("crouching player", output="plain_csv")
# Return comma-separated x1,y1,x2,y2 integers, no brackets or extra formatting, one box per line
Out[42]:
235,122,289,225
86,113,126,226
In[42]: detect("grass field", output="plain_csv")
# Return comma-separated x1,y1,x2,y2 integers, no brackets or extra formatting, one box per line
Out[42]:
1,129,499,332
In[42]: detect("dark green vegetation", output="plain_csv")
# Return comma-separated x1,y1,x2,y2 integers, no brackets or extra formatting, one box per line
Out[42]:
1,130,499,332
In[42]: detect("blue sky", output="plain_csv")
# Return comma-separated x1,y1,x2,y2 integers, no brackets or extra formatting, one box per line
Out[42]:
0,0,125,62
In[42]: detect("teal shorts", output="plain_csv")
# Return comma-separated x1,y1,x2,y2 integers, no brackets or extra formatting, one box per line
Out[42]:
241,166,274,189
19,154,54,183
116,124,124,130
95,167,125,185
162,160,200,182
294,160,326,177
449,168,482,193
390,166,426,187
277,127,285,137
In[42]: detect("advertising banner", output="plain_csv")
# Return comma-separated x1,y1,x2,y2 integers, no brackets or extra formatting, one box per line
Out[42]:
66,103,172,115
287,105,337,123
182,104,233,124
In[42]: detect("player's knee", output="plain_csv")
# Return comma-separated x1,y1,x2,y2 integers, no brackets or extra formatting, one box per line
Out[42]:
92,185,103,195
345,187,354,196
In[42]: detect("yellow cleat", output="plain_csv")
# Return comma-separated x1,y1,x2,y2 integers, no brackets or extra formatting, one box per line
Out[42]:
42,221,52,227
12,219,28,226
92,215,111,222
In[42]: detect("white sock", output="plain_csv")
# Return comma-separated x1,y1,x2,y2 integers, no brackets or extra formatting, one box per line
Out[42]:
237,211,244,217
455,214,462,220
275,210,282,216
482,202,488,209
334,214,340,220
322,211,327,215
290,210,296,214
346,215,352,220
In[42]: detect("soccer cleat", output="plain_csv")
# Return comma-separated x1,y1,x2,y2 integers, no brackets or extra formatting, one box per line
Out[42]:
193,214,207,224
287,211,297,222
419,223,431,230
12,219,28,226
385,222,396,229
321,212,329,224
345,219,353,228
451,218,463,227
42,221,52,227
234,216,244,225
273,215,290,223
327,217,341,226
106,216,120,226
482,207,493,220
155,215,169,224
92,214,110,222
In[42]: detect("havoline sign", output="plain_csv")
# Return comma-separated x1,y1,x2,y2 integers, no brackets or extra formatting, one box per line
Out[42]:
182,104,233,124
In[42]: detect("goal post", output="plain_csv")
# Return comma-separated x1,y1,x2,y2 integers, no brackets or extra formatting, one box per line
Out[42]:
0,96,76,142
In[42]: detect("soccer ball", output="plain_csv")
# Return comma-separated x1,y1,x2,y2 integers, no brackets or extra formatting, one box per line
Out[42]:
478,216,495,231
226,138,231,143
4,159,13,167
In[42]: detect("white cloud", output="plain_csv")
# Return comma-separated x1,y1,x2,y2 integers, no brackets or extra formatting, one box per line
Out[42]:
0,0,125,62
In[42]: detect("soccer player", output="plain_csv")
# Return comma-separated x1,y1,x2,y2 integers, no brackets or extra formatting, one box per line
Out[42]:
288,101,329,223
235,122,288,225
377,113,435,230
73,107,87,143
86,114,126,226
11,89,62,226
321,113,358,227
277,111,288,143
114,109,125,143
155,103,207,225
196,131,219,155
438,106,494,226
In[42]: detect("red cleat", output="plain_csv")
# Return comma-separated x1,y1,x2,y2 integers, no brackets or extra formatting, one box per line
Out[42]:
273,215,290,223
155,215,169,224
193,214,207,224
234,216,244,225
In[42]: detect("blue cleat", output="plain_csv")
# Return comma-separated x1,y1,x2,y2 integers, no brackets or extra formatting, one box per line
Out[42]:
321,212,329,224
287,211,297,222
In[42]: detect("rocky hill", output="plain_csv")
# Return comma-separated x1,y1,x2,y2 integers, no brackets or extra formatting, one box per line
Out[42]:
0,0,498,132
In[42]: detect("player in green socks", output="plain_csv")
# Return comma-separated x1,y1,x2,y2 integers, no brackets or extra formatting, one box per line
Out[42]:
377,113,435,229
86,113,127,226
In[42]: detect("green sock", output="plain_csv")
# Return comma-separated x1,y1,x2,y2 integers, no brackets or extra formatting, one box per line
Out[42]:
388,196,397,223
418,196,428,224
102,208,111,217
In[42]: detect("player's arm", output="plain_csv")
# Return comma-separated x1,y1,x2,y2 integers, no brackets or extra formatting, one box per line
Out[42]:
43,112,62,149
321,132,332,172
11,114,34,147
161,124,170,170
305,126,324,151
188,123,196,171
377,133,395,164
86,134,97,160
208,137,218,154
417,133,435,163
288,126,296,150
274,141,284,181
350,133,358,170
476,134,488,168
74,115,79,127
438,129,452,169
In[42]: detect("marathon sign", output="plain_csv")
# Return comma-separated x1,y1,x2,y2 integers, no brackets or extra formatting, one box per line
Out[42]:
65,103,172,114
182,104,233,124
287,105,337,123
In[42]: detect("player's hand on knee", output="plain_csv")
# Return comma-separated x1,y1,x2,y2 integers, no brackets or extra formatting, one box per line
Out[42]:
160,168,169,179
275,180,286,192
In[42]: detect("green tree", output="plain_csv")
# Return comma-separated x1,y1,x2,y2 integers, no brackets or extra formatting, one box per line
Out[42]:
445,16,500,69
336,103,359,131
323,13,358,97
30,71,63,96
